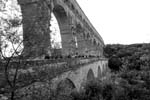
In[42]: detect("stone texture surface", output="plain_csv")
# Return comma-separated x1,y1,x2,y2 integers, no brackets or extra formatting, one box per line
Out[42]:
17,59,108,100
18,0,51,58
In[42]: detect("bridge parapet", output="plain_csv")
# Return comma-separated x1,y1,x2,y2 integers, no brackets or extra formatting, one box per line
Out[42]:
0,57,107,70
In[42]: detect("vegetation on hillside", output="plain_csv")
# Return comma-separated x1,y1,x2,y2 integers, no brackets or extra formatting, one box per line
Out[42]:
104,43,150,71
69,43,150,100
104,43,150,100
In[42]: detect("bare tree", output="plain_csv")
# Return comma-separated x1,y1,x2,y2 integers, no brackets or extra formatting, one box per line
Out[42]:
0,2,24,99
0,1,37,99
0,0,65,99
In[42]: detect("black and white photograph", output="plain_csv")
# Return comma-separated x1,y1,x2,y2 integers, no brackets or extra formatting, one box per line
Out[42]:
0,0,150,100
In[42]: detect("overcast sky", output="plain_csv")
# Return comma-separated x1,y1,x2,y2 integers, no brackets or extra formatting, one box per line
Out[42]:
76,0,150,44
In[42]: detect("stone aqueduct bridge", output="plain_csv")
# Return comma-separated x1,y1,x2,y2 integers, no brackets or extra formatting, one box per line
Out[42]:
1,0,108,99
18,0,104,57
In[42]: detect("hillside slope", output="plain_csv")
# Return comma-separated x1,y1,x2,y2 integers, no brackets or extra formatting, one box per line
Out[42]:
103,43,150,100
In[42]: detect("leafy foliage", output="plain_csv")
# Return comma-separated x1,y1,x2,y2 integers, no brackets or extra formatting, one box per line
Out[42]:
104,43,150,100
108,56,122,71
104,43,150,70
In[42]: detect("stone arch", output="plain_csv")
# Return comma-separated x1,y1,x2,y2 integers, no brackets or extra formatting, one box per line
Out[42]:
76,10,79,15
53,5,68,29
93,38,97,45
87,69,95,81
96,41,99,46
76,23,82,29
87,32,90,39
50,13,62,50
76,23,83,33
53,5,75,55
89,37,93,44
83,32,87,39
56,78,76,98
71,4,75,10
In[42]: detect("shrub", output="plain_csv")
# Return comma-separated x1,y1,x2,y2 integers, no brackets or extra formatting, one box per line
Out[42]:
108,56,122,71
102,83,113,100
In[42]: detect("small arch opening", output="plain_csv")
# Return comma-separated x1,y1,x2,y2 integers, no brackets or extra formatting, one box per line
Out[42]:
53,5,76,55
93,39,97,45
87,69,95,81
71,4,75,10
57,78,76,98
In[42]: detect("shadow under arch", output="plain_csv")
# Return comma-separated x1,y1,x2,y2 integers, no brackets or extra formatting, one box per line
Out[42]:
87,69,95,81
53,5,74,56
56,78,76,98
53,5,68,25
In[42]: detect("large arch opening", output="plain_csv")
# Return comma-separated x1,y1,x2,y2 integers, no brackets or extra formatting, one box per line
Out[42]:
49,13,62,57
56,78,76,100
50,13,62,49
53,5,76,56
0,0,23,58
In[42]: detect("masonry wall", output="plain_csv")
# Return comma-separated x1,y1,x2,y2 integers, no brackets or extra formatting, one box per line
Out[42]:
17,0,105,58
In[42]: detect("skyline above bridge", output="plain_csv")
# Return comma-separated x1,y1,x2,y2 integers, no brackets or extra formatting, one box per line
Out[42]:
77,0,150,44
2,0,150,45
